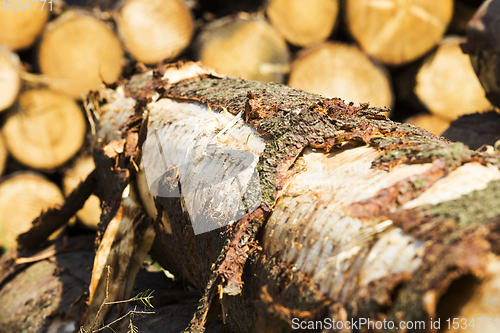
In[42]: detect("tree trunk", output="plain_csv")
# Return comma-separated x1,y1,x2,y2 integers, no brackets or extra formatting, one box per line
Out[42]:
82,62,500,332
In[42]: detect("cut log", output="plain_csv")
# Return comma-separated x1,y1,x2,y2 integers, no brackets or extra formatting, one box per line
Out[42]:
63,154,101,230
0,47,21,112
87,62,500,332
0,1,50,50
345,0,454,66
415,36,493,121
288,42,393,110
0,172,64,249
405,113,450,136
461,0,500,108
0,250,93,333
193,15,290,83
265,0,339,47
38,10,124,99
2,89,86,170
115,0,194,65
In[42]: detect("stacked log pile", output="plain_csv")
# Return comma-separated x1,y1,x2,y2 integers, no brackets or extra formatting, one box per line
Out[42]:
0,0,499,332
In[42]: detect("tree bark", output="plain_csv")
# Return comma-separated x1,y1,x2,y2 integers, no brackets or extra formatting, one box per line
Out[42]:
82,62,500,332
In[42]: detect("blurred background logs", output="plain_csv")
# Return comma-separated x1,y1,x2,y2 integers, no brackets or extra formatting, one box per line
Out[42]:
0,0,498,252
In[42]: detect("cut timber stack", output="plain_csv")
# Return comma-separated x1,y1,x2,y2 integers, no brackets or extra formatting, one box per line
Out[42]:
115,0,194,65
2,89,86,170
0,47,21,112
345,0,454,66
0,172,64,249
265,0,339,47
38,10,124,99
61,62,500,333
415,36,493,120
194,15,290,83
63,154,101,230
288,42,393,110
0,1,50,50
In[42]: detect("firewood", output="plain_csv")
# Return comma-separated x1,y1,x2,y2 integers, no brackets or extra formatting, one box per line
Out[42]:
63,154,101,229
288,42,393,111
345,0,454,65
0,47,21,112
83,62,500,332
461,0,500,108
38,10,124,99
415,36,493,121
0,237,94,333
0,1,50,50
193,15,290,83
405,113,450,136
115,0,194,65
265,0,339,47
2,89,86,170
0,172,64,249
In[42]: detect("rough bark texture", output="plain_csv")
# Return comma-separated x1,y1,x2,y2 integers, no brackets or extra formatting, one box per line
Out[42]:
16,61,498,333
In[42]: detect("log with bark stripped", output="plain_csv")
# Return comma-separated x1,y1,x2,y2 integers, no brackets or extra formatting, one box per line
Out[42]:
78,62,500,332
